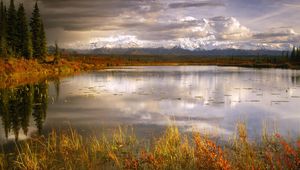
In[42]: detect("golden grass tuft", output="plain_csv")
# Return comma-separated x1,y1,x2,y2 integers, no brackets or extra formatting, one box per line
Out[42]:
0,124,299,170
0,153,5,170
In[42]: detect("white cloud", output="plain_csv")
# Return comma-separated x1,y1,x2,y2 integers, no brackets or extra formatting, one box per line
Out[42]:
210,17,252,40
66,16,299,50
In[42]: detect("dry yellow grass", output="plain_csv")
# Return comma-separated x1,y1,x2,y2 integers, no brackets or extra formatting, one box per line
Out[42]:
0,124,299,170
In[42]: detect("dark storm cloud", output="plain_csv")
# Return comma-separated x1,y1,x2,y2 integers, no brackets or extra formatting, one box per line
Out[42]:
38,0,163,30
168,1,225,9
36,0,203,41
40,0,154,8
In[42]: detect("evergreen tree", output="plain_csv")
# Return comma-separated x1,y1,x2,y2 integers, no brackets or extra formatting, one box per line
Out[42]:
40,22,47,56
16,3,31,59
286,51,289,60
54,41,59,56
0,2,3,39
296,47,300,61
30,2,47,60
7,0,17,56
291,46,296,61
0,1,8,57
54,41,60,64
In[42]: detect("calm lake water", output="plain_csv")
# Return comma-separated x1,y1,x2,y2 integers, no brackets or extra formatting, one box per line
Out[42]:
1,66,300,143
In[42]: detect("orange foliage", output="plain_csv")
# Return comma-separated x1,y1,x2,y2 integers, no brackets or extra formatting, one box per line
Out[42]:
265,134,300,169
194,133,231,170
0,58,90,88
124,155,139,170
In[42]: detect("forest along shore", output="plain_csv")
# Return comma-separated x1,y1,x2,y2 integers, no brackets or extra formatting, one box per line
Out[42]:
1,55,300,88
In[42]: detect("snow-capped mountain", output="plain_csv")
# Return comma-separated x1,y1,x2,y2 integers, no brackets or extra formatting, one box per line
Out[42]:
63,16,298,51
82,37,292,51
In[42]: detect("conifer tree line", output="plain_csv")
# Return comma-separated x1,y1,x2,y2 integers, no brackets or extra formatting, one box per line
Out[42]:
290,46,300,62
0,0,47,60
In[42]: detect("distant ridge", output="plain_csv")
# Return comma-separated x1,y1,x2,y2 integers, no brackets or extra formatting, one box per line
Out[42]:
60,47,285,57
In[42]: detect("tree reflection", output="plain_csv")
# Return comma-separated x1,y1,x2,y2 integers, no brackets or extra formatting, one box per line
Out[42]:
53,78,60,100
292,75,300,85
33,81,48,135
0,80,50,141
0,88,10,138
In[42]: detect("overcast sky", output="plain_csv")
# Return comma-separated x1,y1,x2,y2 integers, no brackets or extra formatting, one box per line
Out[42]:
9,0,300,50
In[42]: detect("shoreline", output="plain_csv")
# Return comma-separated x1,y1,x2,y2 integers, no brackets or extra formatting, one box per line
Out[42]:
0,56,299,88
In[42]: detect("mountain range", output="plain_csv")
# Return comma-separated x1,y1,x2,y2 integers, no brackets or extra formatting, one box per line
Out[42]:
54,47,285,57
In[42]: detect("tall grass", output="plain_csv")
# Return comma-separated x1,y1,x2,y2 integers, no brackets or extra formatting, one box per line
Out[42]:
0,124,299,170
0,153,5,169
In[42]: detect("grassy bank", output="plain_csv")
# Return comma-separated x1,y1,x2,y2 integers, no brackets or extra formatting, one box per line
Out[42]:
0,57,103,88
0,124,299,170
1,55,300,88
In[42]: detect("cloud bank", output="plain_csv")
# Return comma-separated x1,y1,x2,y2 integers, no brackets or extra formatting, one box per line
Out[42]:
10,0,300,50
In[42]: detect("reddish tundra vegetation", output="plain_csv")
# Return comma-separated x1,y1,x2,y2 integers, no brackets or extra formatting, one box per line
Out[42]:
0,57,92,88
0,125,299,169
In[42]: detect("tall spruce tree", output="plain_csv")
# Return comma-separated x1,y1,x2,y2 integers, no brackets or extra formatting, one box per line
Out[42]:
40,22,47,57
0,1,4,39
30,2,47,60
0,1,8,57
7,0,17,56
291,46,296,61
296,47,300,61
54,41,60,64
16,3,31,59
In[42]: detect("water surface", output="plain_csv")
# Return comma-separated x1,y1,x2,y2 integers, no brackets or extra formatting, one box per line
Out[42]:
1,66,300,143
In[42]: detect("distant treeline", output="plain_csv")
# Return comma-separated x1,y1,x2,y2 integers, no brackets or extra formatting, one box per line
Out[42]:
0,0,47,60
290,46,300,62
68,47,300,61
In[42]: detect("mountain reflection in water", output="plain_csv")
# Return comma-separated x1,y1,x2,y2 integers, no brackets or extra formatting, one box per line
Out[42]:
0,66,300,143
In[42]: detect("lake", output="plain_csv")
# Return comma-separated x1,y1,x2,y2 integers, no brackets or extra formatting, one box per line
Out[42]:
0,66,300,143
